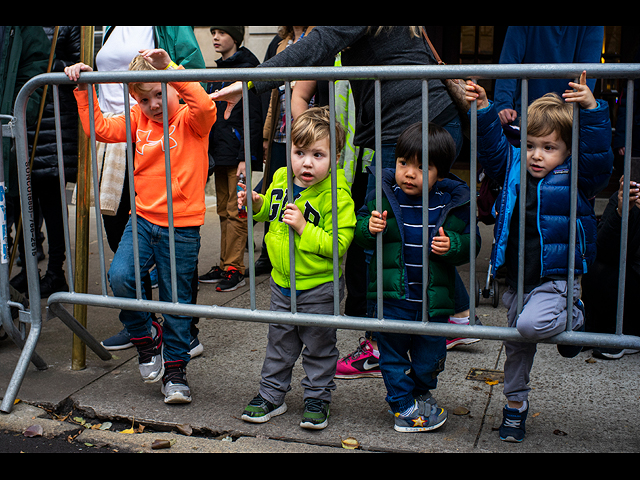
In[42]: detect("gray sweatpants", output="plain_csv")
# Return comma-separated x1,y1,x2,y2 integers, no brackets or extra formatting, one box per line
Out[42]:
502,278,584,403
258,277,344,406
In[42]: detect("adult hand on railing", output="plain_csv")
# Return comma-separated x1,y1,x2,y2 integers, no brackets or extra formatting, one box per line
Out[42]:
64,62,93,91
210,81,243,120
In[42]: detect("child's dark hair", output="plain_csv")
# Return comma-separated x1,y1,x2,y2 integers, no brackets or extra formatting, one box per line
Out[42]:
395,122,456,178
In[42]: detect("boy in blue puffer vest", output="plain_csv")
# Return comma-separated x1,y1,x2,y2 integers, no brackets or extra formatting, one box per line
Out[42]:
465,72,614,443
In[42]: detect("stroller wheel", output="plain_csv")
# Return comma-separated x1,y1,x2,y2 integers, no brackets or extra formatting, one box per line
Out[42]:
492,277,500,308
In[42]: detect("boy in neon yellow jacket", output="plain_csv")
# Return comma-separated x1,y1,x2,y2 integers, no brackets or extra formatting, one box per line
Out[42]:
238,107,356,430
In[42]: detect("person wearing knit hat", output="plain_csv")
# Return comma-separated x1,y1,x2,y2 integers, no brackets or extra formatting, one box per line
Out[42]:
210,26,245,47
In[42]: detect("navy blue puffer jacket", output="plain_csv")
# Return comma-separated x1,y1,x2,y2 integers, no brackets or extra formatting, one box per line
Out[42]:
476,100,614,277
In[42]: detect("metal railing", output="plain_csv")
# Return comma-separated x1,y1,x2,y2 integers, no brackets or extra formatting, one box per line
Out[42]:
3,63,640,414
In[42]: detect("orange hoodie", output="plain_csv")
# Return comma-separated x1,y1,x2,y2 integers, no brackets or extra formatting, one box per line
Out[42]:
75,73,217,228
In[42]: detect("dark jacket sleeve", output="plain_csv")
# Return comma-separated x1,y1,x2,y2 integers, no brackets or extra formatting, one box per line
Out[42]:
252,27,369,95
577,100,614,199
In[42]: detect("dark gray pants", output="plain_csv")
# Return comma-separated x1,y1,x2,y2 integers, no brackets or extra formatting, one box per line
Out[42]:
258,277,344,406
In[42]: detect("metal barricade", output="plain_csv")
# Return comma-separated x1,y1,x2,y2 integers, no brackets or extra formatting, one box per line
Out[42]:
1,114,48,415
3,63,640,414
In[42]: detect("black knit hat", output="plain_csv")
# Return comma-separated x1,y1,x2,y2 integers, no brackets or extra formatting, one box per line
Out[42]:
210,26,245,46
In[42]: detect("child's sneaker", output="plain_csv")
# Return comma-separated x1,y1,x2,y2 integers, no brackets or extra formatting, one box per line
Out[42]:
393,396,448,433
335,338,382,379
446,336,481,350
499,404,529,443
198,266,225,284
101,328,133,351
446,317,481,350
130,321,164,384
241,394,288,424
300,399,330,430
161,360,192,404
216,268,246,292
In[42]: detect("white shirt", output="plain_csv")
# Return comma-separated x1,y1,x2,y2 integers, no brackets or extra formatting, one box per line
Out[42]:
95,26,155,114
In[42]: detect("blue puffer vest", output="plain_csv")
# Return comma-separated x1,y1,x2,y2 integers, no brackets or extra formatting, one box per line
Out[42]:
476,100,614,277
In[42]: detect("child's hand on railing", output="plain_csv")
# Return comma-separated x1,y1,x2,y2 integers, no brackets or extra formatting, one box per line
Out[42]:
465,81,490,110
64,63,93,90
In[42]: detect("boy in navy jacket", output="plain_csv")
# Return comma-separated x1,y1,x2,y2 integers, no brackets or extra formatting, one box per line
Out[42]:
465,72,613,443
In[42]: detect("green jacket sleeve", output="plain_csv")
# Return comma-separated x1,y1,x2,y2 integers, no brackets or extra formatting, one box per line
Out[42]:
298,188,356,259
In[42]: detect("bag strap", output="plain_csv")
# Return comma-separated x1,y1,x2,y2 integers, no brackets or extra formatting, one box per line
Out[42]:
421,27,445,65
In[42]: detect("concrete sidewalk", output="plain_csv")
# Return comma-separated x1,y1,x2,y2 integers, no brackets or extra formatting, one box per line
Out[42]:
1,200,639,453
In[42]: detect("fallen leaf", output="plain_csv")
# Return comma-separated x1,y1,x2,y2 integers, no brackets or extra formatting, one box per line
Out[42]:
120,428,136,435
100,422,113,431
452,407,470,416
341,437,360,450
24,425,44,438
73,416,86,426
485,379,499,386
553,429,568,437
152,439,176,450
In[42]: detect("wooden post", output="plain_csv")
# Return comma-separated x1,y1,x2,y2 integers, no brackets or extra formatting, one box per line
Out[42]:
72,26,94,371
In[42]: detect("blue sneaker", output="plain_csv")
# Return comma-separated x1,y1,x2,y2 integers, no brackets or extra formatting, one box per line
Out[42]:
393,395,448,433
499,405,528,443
101,328,133,351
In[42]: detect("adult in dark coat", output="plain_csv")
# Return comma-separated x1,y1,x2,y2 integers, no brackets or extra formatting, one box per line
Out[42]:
582,176,640,359
12,27,81,297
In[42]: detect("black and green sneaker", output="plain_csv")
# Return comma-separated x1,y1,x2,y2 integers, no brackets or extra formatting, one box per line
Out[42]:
241,394,287,424
300,398,330,430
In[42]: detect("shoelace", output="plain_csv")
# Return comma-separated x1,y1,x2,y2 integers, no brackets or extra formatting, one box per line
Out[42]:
305,398,327,413
163,362,187,385
503,417,522,429
340,338,369,362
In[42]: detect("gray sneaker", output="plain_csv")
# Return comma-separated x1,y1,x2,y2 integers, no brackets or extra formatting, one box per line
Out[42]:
161,361,192,404
131,321,164,384
393,394,448,433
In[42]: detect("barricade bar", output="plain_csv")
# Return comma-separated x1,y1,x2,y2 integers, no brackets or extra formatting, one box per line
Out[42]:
3,63,639,414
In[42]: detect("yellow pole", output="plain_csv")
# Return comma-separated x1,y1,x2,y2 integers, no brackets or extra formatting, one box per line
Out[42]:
72,26,94,371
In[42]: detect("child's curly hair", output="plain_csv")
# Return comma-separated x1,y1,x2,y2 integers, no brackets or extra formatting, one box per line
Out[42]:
291,106,346,157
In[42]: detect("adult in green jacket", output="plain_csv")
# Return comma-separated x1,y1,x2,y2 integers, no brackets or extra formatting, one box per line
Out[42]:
254,166,356,292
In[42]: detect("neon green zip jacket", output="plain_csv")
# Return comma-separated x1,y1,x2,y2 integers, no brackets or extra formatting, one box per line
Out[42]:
254,167,356,291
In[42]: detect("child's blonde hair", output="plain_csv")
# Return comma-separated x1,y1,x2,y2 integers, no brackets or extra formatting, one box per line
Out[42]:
291,106,346,156
128,54,157,97
527,93,573,148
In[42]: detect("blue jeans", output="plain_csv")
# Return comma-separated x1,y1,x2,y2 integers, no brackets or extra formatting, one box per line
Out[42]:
376,304,448,414
108,216,201,364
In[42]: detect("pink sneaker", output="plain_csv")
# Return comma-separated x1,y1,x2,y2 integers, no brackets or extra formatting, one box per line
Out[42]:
335,338,382,379
446,318,481,350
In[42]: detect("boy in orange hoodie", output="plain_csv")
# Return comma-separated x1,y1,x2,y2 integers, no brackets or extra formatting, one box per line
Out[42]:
65,49,217,404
